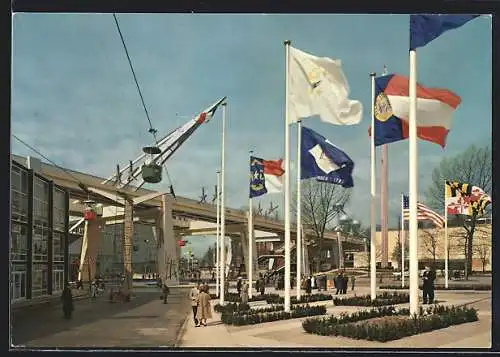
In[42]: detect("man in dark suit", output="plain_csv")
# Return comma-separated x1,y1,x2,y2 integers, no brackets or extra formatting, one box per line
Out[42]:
422,265,436,304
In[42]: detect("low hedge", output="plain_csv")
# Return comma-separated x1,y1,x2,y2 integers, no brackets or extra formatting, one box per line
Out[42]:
213,302,250,314
303,306,409,334
209,293,279,303
221,304,327,326
333,292,409,306
379,284,491,291
210,293,331,305
303,305,478,342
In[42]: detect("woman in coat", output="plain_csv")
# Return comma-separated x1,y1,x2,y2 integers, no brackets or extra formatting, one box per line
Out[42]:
61,283,74,319
240,281,249,305
305,276,312,295
196,285,212,326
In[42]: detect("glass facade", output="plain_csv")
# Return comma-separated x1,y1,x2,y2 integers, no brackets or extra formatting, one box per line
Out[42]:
10,160,69,303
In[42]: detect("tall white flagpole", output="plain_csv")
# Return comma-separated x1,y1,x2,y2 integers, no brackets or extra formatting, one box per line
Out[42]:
380,65,389,269
248,197,253,299
216,171,221,297
408,49,420,316
401,193,406,288
220,102,227,305
248,150,254,299
296,120,302,300
444,181,449,288
283,40,292,312
370,72,377,301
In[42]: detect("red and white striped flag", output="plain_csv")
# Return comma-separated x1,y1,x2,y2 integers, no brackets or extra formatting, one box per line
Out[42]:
402,195,445,228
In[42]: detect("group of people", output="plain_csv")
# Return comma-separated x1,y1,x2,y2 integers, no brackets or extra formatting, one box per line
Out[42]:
334,271,354,295
189,282,212,327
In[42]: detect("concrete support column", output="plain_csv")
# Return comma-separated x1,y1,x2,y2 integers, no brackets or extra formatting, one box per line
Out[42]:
123,199,134,293
79,217,103,283
159,194,178,285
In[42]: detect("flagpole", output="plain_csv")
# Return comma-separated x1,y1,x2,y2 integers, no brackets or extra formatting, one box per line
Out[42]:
408,49,419,316
220,102,227,305
370,72,377,301
444,181,449,288
216,171,221,297
284,40,292,313
401,193,405,288
296,120,302,300
380,65,389,269
248,151,254,299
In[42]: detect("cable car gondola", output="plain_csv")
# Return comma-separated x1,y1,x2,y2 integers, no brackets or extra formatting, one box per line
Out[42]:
141,146,162,184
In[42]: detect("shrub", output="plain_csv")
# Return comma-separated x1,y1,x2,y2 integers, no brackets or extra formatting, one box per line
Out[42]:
303,305,478,342
222,304,327,326
333,292,409,306
379,284,491,291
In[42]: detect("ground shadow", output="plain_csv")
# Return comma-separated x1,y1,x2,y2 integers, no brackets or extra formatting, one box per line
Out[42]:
10,289,184,346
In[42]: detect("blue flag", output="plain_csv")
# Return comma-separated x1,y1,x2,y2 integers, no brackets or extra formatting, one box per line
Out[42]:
410,14,479,50
249,156,267,198
301,126,354,188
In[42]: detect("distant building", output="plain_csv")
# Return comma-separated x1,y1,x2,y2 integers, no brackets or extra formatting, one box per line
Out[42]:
354,223,492,272
10,157,70,304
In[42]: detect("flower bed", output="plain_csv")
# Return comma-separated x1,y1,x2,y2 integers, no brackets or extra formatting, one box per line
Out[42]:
213,302,251,314
302,305,478,342
379,284,491,291
265,293,333,305
221,304,327,326
333,292,409,306
209,293,279,303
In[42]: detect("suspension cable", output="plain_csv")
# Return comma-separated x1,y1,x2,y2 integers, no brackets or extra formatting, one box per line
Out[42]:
112,13,175,191
13,134,84,185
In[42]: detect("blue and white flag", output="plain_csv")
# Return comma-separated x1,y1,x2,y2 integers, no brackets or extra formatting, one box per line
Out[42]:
301,126,354,188
410,14,479,50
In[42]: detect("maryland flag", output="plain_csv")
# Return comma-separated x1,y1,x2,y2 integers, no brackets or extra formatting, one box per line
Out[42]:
445,181,491,216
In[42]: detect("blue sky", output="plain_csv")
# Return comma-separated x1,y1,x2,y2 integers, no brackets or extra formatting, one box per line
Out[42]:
11,14,491,255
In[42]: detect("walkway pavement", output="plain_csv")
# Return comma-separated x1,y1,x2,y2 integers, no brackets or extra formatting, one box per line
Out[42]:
178,287,491,348
11,287,192,348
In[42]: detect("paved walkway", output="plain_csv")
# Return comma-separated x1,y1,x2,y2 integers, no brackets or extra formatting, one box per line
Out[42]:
179,288,491,348
11,287,192,348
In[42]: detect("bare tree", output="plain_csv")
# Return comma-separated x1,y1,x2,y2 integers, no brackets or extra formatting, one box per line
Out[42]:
391,233,408,271
426,144,491,279
421,229,438,267
473,226,491,273
293,179,351,273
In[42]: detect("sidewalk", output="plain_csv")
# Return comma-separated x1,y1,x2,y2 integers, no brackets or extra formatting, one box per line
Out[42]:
178,289,491,348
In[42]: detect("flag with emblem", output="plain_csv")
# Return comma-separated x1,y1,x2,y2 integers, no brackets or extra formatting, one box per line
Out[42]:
288,46,363,125
445,181,491,216
368,74,461,147
301,126,354,188
249,156,284,198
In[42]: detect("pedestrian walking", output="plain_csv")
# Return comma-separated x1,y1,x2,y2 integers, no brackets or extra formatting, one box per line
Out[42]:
351,275,356,291
241,281,249,305
335,273,343,295
422,266,436,304
61,283,74,319
162,283,170,304
259,275,265,295
311,275,316,291
190,284,200,327
236,276,242,294
342,275,349,294
196,285,212,326
305,276,312,295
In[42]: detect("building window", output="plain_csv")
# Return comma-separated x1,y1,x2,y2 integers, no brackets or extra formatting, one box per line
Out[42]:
11,165,29,224
11,223,28,262
32,263,48,298
33,177,49,225
53,231,65,262
53,263,65,293
33,225,49,263
53,188,66,232
10,263,27,301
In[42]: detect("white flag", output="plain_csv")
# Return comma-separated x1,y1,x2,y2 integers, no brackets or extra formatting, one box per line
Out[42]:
288,46,363,125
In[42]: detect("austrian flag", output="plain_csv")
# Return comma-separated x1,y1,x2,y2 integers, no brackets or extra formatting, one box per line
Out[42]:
249,156,285,198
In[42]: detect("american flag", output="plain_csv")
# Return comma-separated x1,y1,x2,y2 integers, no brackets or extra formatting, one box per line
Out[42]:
402,194,445,228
